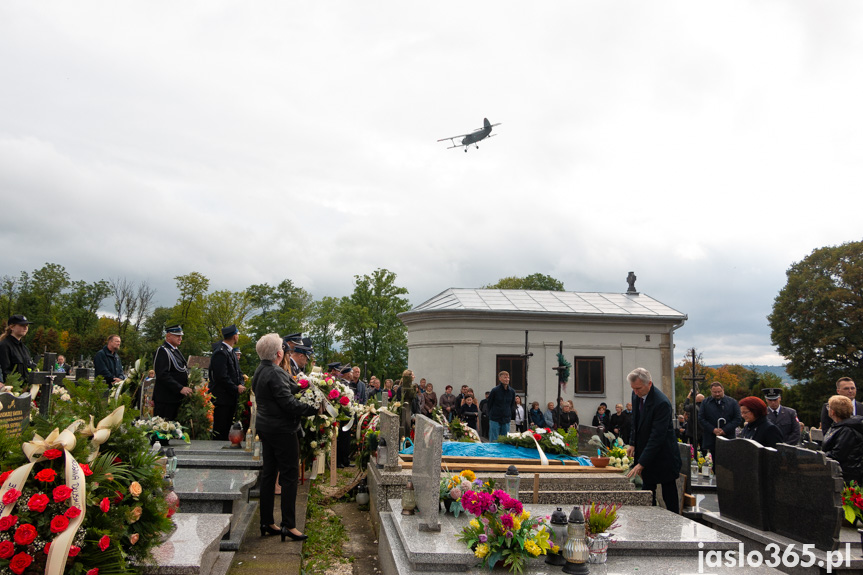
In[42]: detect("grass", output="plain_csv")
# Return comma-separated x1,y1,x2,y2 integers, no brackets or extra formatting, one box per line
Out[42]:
300,468,357,574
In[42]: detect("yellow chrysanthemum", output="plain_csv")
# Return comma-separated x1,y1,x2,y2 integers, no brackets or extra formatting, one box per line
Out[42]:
512,518,522,531
520,510,531,521
475,544,489,559
460,469,476,481
525,540,541,556
469,519,481,530
552,544,560,554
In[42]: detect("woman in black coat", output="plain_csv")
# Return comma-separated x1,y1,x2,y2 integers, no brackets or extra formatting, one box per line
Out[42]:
823,395,863,485
253,333,318,542
739,396,783,449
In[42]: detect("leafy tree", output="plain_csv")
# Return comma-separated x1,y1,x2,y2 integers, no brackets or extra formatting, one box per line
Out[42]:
308,296,340,366
60,279,111,335
246,279,312,338
201,289,253,340
338,269,411,380
485,273,565,291
174,272,210,325
769,240,863,385
170,272,211,355
30,263,71,326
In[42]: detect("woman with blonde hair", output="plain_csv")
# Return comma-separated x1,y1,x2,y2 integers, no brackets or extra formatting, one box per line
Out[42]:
823,395,863,485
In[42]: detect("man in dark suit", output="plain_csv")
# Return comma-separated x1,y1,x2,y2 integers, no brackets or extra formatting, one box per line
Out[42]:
209,324,246,440
625,367,682,513
698,381,742,461
820,377,863,434
763,387,800,445
153,325,192,421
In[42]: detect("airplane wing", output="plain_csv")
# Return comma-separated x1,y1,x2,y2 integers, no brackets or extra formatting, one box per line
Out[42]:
437,133,470,143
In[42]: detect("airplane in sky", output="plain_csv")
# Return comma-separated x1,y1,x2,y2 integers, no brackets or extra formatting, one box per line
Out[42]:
437,118,501,152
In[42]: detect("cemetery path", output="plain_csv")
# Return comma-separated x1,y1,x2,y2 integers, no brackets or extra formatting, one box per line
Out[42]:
331,501,381,575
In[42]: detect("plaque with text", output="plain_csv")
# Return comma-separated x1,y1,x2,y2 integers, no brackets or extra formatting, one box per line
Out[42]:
0,392,32,436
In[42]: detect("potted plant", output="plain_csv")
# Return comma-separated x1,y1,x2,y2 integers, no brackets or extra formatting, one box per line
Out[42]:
583,502,621,563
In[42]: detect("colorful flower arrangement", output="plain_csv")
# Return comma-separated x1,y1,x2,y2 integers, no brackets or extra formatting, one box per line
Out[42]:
583,502,621,536
455,489,551,574
295,371,363,466
133,417,189,444
690,445,712,472
176,369,214,440
439,470,483,517
842,481,863,525
0,376,176,575
499,427,577,456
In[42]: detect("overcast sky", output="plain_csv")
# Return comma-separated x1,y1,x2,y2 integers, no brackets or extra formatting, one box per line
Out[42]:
2,1,862,366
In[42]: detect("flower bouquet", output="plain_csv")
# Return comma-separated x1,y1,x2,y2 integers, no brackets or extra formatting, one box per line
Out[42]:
176,369,214,440
439,470,481,517
605,446,631,470
499,427,576,456
842,481,863,525
133,417,190,444
456,489,551,573
295,371,362,467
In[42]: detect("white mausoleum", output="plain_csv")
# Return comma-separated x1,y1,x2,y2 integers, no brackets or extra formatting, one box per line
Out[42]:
399,287,687,418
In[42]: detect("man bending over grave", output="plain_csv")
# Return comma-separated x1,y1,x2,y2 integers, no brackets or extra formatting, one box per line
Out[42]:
626,367,682,513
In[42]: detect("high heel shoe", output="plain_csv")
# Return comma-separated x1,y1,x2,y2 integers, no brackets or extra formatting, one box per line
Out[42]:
260,525,281,537
281,527,308,542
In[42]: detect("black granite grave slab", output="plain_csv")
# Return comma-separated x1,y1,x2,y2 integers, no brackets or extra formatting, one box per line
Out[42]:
716,437,771,530
680,442,692,491
0,391,31,436
764,443,843,551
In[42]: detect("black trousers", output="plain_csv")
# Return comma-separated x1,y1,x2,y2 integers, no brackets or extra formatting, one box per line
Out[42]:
336,425,352,467
212,402,236,441
258,430,301,529
153,402,180,422
644,477,680,514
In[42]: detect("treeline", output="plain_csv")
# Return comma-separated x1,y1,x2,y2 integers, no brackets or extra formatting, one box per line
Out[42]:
0,264,411,380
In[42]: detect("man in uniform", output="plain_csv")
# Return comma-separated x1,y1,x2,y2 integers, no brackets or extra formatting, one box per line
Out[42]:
153,325,192,421
820,377,863,433
289,344,312,377
282,333,302,355
209,325,246,440
764,387,800,445
0,315,35,384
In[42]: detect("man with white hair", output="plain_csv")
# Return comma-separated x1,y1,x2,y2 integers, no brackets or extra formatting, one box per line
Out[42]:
625,367,682,513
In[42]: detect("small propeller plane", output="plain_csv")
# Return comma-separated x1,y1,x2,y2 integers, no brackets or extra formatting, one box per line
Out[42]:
437,118,501,152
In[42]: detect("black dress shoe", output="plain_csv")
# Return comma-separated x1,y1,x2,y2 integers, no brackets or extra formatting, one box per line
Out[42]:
260,525,281,537
281,527,308,542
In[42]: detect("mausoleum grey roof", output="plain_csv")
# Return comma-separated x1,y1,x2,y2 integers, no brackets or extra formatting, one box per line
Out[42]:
401,288,687,321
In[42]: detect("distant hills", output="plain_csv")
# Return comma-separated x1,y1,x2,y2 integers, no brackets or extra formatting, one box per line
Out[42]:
707,365,799,386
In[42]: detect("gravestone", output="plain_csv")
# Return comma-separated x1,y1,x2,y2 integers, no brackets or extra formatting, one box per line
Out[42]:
188,356,210,379
0,392,32,436
679,442,692,491
716,437,772,530
379,409,402,472
28,372,55,415
74,368,92,380
764,444,843,551
509,420,516,434
411,414,443,532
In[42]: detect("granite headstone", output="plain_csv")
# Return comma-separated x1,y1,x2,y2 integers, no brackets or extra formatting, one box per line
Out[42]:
715,437,772,530
679,442,692,491
412,414,443,532
379,409,402,472
764,443,843,551
0,392,32,436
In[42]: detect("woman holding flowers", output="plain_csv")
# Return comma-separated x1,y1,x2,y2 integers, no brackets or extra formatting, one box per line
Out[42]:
252,333,318,542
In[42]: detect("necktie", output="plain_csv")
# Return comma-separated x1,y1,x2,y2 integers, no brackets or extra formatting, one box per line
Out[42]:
639,396,645,411
772,409,778,416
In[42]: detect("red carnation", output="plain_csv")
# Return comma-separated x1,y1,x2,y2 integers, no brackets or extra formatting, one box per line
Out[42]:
2,488,22,505
50,515,69,534
35,468,57,483
533,433,542,441
43,542,50,554
13,523,37,545
68,546,80,557
98,535,110,551
87,569,99,575
27,493,50,513
99,497,110,513
9,552,33,575
0,515,18,531
53,484,72,503
0,470,12,484
339,396,350,406
43,449,63,460
65,506,82,519
0,541,14,559
79,464,93,476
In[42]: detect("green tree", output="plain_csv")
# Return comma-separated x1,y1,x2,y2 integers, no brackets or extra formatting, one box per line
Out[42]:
170,272,211,355
246,280,312,338
308,296,340,366
485,273,565,291
338,269,411,380
60,280,111,335
202,289,254,340
768,241,863,385
30,263,71,326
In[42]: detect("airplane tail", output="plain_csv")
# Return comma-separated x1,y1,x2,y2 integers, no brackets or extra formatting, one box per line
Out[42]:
483,118,491,128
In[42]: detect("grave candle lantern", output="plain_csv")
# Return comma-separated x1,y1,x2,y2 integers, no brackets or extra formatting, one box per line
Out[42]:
562,505,590,574
505,465,520,501
377,437,388,469
544,507,568,566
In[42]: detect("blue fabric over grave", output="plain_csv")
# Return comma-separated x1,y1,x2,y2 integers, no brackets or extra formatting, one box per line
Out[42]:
400,441,593,466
